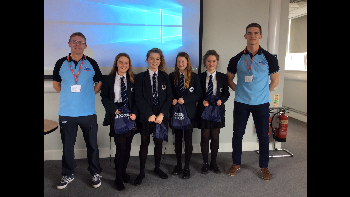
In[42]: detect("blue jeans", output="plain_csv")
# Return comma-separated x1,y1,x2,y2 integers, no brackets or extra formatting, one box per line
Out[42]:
232,101,269,168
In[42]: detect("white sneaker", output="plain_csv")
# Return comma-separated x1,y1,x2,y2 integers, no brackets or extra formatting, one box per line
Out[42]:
92,173,102,188
57,174,74,189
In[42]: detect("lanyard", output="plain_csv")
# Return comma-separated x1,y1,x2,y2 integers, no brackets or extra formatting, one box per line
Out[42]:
67,54,84,84
243,46,259,75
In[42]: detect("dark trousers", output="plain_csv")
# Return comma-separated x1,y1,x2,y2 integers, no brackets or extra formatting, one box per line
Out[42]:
59,114,102,176
232,101,269,168
174,128,193,169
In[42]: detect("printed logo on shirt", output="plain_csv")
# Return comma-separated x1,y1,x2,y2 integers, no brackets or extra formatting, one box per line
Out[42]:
258,60,267,65
83,67,91,71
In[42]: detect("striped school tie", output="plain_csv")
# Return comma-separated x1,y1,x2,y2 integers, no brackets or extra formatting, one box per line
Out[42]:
179,73,184,98
152,73,158,105
207,74,213,96
120,76,128,107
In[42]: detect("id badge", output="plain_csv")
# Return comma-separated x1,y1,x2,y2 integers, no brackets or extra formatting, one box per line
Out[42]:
71,84,82,92
245,75,254,82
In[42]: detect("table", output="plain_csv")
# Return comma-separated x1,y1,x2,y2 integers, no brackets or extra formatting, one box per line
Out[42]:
44,119,58,135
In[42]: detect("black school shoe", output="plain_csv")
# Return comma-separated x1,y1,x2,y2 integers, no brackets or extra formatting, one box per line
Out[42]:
133,172,145,186
153,168,168,179
122,172,130,183
201,163,210,174
182,168,190,179
172,165,183,175
209,163,221,174
114,178,125,191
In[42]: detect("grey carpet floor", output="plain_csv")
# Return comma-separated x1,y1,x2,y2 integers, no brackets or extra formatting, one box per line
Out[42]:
44,117,307,197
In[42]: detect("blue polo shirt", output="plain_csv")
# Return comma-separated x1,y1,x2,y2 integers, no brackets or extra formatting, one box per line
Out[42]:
53,54,103,117
227,46,279,105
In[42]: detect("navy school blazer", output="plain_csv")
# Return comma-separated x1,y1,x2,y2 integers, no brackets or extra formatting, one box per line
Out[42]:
100,73,139,128
197,71,230,118
134,70,173,123
169,72,202,119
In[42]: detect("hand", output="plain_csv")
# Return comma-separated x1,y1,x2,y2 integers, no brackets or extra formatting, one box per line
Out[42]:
178,98,185,104
155,113,164,124
148,115,156,122
172,99,178,105
115,109,120,114
130,114,136,121
203,100,209,107
217,100,222,106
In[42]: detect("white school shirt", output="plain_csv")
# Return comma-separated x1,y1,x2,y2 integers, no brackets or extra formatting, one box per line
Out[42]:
206,70,217,95
114,73,127,103
148,69,158,96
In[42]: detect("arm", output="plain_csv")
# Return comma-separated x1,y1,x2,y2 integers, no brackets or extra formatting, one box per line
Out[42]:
94,81,102,94
100,77,119,114
226,71,236,91
135,74,154,122
219,73,230,103
269,70,280,92
182,74,202,104
53,81,61,93
159,74,173,117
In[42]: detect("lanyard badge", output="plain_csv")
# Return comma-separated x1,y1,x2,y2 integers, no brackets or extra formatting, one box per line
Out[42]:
68,54,84,92
243,47,259,82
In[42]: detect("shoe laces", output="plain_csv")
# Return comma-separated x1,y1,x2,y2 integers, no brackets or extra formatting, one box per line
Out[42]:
61,175,73,183
92,174,102,182
261,168,271,175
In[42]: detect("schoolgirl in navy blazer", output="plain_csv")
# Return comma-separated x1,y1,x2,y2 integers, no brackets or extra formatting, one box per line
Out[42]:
168,52,202,179
133,48,172,186
197,50,230,174
100,53,138,191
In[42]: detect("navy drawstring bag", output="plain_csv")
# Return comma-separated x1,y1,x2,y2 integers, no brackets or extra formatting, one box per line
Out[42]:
169,103,191,130
153,122,168,142
201,95,222,122
114,106,136,134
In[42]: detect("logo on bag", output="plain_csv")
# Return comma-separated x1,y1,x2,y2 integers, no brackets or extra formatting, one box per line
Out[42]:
173,112,185,120
115,113,130,119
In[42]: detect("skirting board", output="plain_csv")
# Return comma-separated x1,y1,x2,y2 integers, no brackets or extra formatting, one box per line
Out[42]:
286,111,307,123
44,142,281,161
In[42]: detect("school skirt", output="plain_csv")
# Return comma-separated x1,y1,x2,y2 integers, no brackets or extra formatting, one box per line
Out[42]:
138,105,169,136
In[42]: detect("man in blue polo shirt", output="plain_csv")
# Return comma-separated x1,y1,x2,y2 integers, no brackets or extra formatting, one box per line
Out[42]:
226,23,280,181
53,32,103,189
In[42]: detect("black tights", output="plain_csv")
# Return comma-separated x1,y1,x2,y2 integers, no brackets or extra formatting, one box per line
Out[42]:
201,128,220,164
114,135,134,181
139,134,163,174
174,128,193,169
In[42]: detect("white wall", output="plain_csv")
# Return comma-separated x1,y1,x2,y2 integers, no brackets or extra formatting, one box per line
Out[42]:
44,0,289,160
283,71,307,122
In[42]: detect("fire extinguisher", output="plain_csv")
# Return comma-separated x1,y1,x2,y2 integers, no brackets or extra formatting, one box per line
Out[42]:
274,109,288,142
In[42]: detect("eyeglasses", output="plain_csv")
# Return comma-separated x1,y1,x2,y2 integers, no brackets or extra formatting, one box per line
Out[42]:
70,40,86,45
